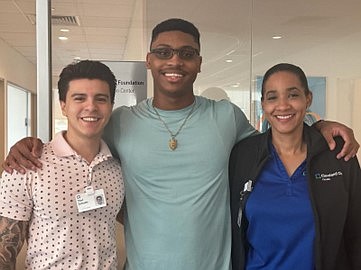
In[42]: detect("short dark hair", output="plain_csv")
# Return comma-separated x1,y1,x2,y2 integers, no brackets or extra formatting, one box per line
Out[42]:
58,60,116,103
150,18,200,49
261,63,310,100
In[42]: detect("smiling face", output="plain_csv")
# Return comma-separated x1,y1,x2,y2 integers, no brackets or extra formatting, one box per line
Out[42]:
146,30,202,106
261,71,312,137
60,78,113,145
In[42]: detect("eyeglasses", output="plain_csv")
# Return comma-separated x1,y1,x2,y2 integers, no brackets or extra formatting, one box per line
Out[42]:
149,47,200,60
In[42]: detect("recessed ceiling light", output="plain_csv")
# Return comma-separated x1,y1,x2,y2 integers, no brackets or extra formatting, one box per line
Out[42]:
272,36,282,40
225,59,233,63
60,29,70,32
58,36,68,40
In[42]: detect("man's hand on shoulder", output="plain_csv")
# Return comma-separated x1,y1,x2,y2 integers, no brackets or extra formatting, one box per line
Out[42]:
314,120,359,161
2,137,44,174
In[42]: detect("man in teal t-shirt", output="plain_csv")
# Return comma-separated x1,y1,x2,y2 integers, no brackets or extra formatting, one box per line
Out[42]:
104,96,256,269
103,18,257,269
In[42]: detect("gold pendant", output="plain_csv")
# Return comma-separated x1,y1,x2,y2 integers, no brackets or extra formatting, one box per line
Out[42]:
169,138,177,151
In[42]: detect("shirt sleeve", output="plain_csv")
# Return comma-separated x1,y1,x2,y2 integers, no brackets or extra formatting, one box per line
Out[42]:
231,102,259,142
344,155,361,267
103,107,123,159
0,170,34,221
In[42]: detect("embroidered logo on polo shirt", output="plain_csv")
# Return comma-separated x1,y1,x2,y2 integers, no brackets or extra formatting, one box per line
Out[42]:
314,171,343,181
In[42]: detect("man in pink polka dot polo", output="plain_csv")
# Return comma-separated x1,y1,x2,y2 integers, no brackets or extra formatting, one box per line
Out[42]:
0,60,125,269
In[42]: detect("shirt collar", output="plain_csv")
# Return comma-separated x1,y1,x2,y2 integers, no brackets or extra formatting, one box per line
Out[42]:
51,131,113,160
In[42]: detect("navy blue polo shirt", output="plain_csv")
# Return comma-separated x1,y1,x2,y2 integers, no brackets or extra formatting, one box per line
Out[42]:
244,144,315,270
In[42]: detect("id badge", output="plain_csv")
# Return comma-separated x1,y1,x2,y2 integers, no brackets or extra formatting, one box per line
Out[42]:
75,187,107,213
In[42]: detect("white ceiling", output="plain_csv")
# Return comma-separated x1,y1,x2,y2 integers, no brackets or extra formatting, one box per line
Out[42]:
1,0,361,94
0,0,135,79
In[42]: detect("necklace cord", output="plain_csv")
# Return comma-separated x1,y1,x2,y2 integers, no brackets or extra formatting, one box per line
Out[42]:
153,100,196,150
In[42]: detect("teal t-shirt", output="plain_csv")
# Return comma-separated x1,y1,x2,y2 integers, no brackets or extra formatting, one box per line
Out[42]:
103,96,256,270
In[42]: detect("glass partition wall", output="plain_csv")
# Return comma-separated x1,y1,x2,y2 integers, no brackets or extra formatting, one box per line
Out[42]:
251,0,361,137
146,0,254,121
48,0,361,150
146,0,361,154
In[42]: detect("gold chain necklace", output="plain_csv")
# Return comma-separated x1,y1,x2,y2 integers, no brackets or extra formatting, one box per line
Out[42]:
153,100,196,151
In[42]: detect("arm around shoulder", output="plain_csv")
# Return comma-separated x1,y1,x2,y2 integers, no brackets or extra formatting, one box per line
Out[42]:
313,120,359,161
230,102,259,142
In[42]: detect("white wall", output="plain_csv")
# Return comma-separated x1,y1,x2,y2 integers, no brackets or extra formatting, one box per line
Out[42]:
0,37,37,269
0,38,36,93
0,38,36,170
